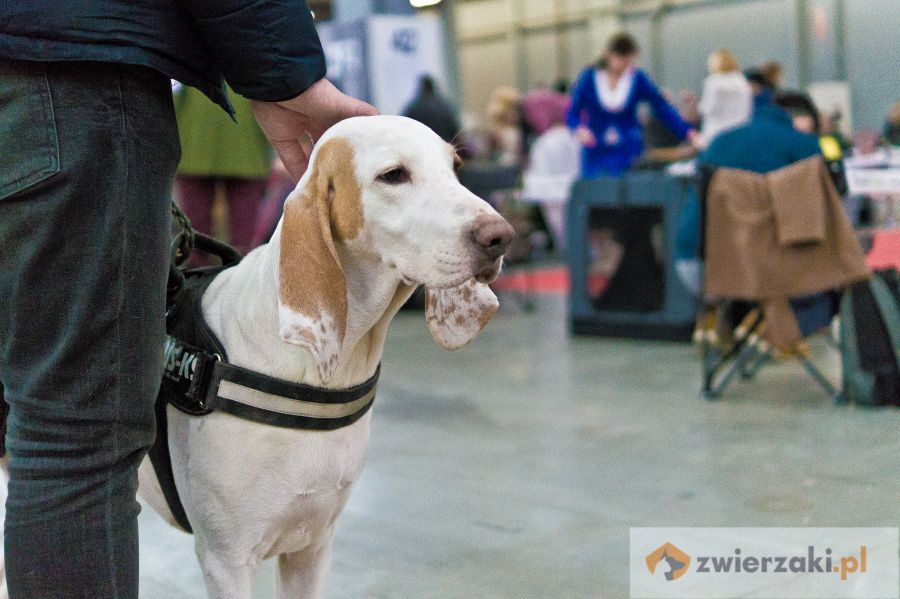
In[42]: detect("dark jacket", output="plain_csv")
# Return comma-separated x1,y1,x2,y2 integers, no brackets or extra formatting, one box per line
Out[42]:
402,93,460,143
0,0,326,113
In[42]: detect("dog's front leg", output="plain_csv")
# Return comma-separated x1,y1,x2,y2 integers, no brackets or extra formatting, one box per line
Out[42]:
197,546,259,599
276,536,334,599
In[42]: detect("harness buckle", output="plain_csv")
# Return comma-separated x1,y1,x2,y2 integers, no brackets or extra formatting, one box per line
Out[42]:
197,353,222,410
186,352,222,410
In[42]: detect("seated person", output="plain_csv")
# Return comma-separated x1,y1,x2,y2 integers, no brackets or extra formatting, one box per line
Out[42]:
676,92,821,290
676,91,834,335
768,92,847,194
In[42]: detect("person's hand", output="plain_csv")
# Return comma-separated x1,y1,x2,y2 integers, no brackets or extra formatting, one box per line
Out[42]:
686,129,707,151
270,157,292,183
574,126,597,148
252,78,378,181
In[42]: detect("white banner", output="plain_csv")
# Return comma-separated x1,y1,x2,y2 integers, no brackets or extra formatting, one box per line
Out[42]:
366,15,447,116
630,527,898,598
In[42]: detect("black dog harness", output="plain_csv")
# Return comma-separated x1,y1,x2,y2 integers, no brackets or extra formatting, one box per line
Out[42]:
149,238,378,532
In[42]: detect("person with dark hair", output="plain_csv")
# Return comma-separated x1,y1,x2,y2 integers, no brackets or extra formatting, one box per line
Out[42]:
773,91,821,135
886,101,900,146
773,91,851,194
674,90,822,294
566,32,701,177
705,90,821,174
402,74,460,143
0,1,376,597
761,61,785,89
745,68,774,111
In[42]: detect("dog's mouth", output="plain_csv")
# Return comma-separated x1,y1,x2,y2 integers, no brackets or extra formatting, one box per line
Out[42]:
400,257,504,289
474,259,503,285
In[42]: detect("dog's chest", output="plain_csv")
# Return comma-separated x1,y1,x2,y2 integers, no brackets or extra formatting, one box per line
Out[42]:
171,409,372,555
241,420,372,557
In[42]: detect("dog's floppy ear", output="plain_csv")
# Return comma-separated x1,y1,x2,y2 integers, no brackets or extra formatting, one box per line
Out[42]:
278,138,363,384
425,280,499,350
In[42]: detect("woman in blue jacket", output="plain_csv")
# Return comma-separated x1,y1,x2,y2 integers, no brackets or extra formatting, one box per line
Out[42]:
567,33,700,177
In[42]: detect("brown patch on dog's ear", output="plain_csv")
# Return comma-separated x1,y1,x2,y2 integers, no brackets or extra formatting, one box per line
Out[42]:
278,138,363,384
425,280,498,350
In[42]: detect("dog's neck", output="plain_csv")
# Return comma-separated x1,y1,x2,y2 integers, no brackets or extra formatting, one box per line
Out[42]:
202,226,415,389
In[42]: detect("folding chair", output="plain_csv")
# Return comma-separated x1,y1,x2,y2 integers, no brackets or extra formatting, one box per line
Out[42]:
696,166,844,402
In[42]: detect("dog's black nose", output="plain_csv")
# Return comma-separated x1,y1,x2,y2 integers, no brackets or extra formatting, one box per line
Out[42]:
471,214,515,260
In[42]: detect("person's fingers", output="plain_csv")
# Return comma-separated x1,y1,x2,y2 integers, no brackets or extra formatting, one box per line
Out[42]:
336,94,378,119
271,138,310,182
298,130,315,159
258,79,377,181
281,78,378,124
321,80,378,118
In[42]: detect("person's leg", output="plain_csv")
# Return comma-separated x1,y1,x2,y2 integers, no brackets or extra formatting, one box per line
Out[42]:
0,60,179,599
224,178,268,255
174,175,216,237
675,259,702,297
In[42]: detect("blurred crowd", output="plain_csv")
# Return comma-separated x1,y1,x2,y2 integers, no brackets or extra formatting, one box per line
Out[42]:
173,31,900,261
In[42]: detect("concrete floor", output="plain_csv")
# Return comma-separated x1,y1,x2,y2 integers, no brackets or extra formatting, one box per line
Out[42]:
138,294,900,598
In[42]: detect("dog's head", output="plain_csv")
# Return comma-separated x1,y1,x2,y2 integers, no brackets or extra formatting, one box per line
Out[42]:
277,116,514,383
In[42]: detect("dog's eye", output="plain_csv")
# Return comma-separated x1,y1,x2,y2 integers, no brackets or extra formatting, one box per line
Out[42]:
377,167,409,184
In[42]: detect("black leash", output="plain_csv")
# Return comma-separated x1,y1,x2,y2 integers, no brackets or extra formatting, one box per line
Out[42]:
166,200,242,312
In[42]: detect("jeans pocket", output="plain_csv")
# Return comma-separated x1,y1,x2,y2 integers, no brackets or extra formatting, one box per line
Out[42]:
0,64,61,201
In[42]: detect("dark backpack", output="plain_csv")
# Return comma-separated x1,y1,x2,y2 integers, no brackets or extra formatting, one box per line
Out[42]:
840,269,900,406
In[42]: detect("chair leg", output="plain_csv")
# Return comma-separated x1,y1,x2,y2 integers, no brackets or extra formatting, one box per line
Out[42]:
701,341,720,400
798,356,842,402
740,347,771,379
700,310,765,401
708,343,759,398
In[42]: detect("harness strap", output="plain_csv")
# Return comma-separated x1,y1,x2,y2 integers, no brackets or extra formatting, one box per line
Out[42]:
164,334,380,429
153,337,379,534
204,361,380,430
148,391,194,532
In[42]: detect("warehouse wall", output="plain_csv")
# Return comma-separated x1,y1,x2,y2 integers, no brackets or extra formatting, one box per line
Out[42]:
844,0,900,132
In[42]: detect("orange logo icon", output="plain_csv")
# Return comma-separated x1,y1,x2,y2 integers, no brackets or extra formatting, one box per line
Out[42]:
646,542,691,581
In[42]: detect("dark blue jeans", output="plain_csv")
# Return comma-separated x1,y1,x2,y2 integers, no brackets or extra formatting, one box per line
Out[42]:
0,60,179,598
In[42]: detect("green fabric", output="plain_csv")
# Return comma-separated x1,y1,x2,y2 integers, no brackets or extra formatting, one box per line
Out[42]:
175,86,271,179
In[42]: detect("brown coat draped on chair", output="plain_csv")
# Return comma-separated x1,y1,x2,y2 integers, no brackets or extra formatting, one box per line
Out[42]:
705,155,869,347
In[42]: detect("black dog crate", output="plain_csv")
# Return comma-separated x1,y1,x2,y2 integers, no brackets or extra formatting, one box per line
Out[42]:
567,171,696,341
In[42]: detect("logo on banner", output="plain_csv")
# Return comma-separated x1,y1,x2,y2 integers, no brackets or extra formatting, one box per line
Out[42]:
630,527,899,598
646,543,691,581
391,28,418,54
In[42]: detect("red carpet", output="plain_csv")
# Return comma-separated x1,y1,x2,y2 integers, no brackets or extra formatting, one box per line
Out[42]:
866,230,900,270
492,266,570,294
495,234,899,296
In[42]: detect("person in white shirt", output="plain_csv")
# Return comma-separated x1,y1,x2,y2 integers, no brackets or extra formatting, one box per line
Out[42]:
522,119,581,251
699,49,752,143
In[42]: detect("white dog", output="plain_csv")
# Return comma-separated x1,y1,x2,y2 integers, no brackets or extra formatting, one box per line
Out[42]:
0,115,514,598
